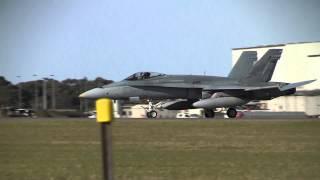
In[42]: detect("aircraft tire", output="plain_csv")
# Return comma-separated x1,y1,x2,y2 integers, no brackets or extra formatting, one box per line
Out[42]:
149,110,157,118
227,108,237,118
204,109,215,118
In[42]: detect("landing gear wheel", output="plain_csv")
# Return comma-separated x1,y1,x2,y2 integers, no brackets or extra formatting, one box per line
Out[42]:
145,100,158,119
149,110,157,118
147,110,157,118
204,109,215,118
227,108,237,118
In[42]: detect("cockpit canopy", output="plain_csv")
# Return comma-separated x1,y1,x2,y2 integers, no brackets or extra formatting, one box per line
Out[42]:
125,72,166,81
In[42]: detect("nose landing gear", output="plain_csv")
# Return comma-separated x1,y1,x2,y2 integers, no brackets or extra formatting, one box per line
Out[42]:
146,110,158,118
146,100,158,118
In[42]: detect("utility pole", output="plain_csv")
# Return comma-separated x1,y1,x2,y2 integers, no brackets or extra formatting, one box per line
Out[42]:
42,79,47,110
16,76,22,107
80,77,89,112
50,75,56,109
33,74,38,110
80,79,84,111
84,78,89,112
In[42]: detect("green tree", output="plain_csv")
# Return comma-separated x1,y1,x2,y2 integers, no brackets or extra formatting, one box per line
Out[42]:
0,76,18,107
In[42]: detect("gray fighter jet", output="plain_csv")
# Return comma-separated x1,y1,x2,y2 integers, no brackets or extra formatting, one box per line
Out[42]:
79,49,315,118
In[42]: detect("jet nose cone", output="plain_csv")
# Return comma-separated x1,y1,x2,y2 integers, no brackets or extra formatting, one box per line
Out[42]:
79,88,106,99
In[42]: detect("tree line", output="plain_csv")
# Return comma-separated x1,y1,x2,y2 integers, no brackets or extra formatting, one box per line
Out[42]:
0,76,113,111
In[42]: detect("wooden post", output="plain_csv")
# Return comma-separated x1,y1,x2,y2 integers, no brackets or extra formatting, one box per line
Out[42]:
96,98,114,180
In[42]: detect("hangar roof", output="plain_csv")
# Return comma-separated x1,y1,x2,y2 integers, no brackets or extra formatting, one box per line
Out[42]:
232,41,320,50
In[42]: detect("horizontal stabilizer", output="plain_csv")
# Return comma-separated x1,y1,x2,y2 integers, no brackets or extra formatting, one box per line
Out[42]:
279,79,316,91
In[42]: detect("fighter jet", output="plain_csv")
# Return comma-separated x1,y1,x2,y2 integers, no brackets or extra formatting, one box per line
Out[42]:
79,49,315,118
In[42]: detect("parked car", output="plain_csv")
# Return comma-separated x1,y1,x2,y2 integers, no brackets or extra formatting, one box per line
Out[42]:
86,111,96,119
176,113,200,119
7,108,35,117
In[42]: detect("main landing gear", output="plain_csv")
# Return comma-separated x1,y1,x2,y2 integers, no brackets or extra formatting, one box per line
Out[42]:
204,109,215,118
226,108,237,118
146,100,158,118
204,107,238,119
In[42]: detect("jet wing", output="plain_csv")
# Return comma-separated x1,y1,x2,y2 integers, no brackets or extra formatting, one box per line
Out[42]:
278,79,316,91
203,80,316,92
202,85,278,92
245,79,316,92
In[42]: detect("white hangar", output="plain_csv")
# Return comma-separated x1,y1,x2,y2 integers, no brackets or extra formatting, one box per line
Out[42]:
232,41,320,116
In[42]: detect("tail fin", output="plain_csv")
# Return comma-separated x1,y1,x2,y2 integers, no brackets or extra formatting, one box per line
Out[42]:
244,49,282,82
228,51,257,80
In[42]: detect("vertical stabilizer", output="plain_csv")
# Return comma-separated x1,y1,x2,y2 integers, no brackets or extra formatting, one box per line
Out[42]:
244,49,282,82
228,51,257,80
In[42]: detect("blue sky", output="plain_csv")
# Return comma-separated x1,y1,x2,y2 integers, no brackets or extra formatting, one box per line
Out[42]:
1,0,319,83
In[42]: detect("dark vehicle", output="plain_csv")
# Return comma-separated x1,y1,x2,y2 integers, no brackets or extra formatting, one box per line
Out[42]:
6,108,35,117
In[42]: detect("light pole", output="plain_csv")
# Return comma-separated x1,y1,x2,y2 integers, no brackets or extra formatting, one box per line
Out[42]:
80,77,88,112
33,74,38,110
84,78,88,112
50,75,56,109
16,76,22,108
42,78,48,110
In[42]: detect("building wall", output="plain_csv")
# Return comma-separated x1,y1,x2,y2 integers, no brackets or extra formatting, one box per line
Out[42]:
262,96,320,116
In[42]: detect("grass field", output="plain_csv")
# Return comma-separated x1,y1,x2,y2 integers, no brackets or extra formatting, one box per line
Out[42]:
0,118,320,180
